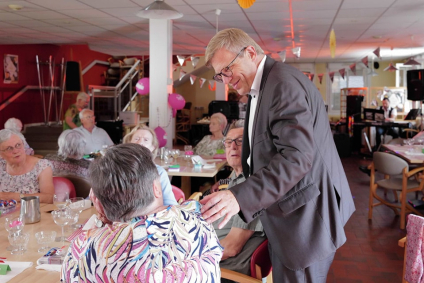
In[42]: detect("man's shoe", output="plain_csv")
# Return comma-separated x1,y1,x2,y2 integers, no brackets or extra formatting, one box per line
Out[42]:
359,165,371,176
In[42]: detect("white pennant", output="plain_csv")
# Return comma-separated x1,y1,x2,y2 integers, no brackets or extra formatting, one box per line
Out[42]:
292,47,301,58
177,55,186,66
278,51,286,62
190,74,197,85
199,78,207,88
209,80,216,87
179,69,187,81
191,56,200,68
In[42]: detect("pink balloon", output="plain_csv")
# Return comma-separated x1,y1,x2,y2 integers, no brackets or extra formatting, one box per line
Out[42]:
172,108,177,118
136,77,150,95
168,93,185,110
154,126,167,148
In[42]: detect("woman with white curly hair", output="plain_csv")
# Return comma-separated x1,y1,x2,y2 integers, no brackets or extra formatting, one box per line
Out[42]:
4,117,34,155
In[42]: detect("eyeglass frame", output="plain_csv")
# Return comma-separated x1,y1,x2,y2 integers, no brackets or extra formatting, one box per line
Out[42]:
222,137,243,148
0,142,23,153
213,47,247,83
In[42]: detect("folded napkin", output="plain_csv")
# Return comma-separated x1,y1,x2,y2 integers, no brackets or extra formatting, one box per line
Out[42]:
69,199,92,212
35,264,62,272
1,261,33,283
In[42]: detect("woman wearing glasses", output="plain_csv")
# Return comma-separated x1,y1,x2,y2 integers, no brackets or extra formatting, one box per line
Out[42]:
0,129,54,203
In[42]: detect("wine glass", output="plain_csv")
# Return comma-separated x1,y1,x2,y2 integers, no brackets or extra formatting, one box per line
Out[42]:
53,192,70,210
67,197,84,231
52,209,74,244
4,215,25,251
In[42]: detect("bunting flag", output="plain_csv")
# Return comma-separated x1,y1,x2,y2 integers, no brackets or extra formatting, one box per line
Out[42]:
172,64,178,72
177,55,186,66
373,47,381,59
329,71,335,83
208,80,216,91
191,56,200,68
339,68,345,79
318,74,324,84
329,28,336,58
278,50,286,62
361,56,369,68
309,73,315,82
179,69,187,81
349,63,356,75
292,47,301,59
199,78,207,88
190,74,197,85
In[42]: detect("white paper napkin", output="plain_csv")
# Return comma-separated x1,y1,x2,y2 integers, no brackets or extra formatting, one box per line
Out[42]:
35,264,62,272
1,261,33,283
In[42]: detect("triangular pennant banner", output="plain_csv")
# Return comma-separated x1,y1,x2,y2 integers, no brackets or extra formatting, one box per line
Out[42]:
190,74,197,85
199,78,207,88
191,56,200,68
278,50,286,62
309,73,314,82
179,69,187,81
339,68,345,79
349,63,356,75
373,47,380,59
209,80,215,87
172,64,178,72
177,55,186,66
361,56,369,68
292,47,301,58
318,74,324,84
329,72,335,83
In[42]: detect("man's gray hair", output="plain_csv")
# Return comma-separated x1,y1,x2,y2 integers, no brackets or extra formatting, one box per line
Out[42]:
205,28,264,66
0,129,26,145
77,92,89,101
89,143,159,222
79,108,93,120
4,118,23,132
58,130,86,159
228,119,245,131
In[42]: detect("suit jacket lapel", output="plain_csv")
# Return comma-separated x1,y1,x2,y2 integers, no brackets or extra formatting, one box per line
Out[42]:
242,95,252,178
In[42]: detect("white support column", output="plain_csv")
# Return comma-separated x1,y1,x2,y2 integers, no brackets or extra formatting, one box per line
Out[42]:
215,82,226,100
149,19,174,148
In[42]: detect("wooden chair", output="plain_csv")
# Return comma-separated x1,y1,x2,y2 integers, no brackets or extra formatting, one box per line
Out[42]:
53,176,76,199
369,152,424,229
62,175,91,198
403,128,419,139
171,185,185,204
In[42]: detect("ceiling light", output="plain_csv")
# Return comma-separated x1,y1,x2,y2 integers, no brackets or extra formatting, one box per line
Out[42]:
136,0,182,20
372,35,382,39
404,57,421,66
384,62,398,72
8,4,23,11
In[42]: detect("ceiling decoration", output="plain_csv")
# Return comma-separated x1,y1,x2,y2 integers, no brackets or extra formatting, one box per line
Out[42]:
237,0,256,9
329,28,336,59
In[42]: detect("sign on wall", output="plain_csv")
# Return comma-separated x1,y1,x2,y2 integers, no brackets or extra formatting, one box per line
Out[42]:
3,54,18,84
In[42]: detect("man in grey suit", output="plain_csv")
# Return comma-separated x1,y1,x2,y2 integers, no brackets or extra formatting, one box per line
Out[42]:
200,28,355,282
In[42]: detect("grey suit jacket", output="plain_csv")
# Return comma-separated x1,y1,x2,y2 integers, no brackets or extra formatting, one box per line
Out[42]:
229,57,355,270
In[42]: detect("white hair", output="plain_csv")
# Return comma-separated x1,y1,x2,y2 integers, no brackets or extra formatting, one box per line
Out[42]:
79,109,93,120
4,118,23,132
0,129,26,145
77,92,89,101
58,130,86,159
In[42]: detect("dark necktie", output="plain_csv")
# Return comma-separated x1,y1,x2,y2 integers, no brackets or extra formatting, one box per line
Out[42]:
242,95,252,177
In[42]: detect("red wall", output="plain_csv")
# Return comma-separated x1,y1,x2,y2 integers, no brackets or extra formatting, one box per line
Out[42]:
0,44,111,128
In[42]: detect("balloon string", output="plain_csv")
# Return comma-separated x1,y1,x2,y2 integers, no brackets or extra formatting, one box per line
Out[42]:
157,107,172,128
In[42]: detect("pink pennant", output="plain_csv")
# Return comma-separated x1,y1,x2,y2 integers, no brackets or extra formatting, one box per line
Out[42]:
361,56,369,68
349,63,356,75
179,69,187,81
190,74,197,85
339,68,345,79
373,47,380,59
318,74,324,84
329,72,335,83
199,78,206,88
309,73,314,82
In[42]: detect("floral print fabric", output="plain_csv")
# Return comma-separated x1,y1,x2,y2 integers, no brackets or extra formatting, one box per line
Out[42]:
194,135,225,156
0,159,52,194
61,200,223,283
44,154,89,178
405,214,424,283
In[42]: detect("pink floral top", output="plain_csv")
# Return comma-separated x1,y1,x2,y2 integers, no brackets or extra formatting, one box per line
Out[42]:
61,200,223,283
0,159,52,194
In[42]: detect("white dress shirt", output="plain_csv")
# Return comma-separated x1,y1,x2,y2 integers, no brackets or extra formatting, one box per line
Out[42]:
247,56,267,167
74,126,114,154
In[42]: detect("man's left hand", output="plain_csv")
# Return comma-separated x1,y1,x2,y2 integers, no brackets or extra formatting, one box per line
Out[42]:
200,190,240,228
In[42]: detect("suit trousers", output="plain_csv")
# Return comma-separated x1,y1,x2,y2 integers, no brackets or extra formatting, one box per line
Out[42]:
269,242,335,283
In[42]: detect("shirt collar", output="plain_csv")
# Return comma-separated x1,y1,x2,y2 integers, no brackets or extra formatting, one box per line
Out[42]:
250,56,267,98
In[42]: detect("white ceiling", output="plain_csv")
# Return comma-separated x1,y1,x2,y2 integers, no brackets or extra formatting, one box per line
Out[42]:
1,0,424,63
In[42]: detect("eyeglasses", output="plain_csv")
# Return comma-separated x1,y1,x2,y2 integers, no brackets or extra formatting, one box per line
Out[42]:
83,115,95,119
213,47,247,83
222,137,243,148
0,142,23,153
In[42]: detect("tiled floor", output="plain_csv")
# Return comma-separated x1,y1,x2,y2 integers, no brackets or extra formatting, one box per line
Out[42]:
327,154,410,283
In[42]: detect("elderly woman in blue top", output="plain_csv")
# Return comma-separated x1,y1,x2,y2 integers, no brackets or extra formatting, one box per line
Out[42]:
123,125,178,205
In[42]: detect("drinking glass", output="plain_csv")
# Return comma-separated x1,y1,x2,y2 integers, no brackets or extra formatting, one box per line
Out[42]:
53,192,70,210
172,149,180,159
66,198,83,231
4,215,25,251
35,231,56,253
65,210,80,233
52,209,75,244
8,232,29,255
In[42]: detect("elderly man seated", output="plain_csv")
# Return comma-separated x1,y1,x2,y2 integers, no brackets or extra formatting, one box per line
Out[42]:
63,92,90,130
61,144,223,282
73,109,114,154
207,123,266,281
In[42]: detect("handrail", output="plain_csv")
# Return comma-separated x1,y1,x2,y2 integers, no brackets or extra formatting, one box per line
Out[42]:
82,60,109,75
116,60,141,89
0,85,60,112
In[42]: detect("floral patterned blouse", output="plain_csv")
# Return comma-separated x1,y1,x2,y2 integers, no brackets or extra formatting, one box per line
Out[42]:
61,200,223,283
44,154,89,178
0,159,52,194
193,135,225,156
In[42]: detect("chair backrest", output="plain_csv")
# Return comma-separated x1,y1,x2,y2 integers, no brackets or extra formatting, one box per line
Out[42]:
250,239,272,279
62,175,91,198
388,138,405,145
373,152,408,175
172,185,185,204
53,176,76,198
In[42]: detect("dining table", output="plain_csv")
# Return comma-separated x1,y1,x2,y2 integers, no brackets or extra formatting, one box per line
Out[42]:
155,155,227,198
382,144,424,164
0,203,96,283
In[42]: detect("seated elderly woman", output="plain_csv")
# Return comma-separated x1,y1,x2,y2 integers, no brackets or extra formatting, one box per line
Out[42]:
4,117,34,155
44,130,90,178
194,112,227,156
123,125,177,205
61,144,223,282
0,129,54,203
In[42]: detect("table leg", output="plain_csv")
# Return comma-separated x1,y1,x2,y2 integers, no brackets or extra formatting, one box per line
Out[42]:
181,176,191,199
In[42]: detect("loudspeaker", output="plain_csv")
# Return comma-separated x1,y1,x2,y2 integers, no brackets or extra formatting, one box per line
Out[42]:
208,100,239,120
346,95,363,120
374,62,379,69
65,61,82,91
407,69,424,101
96,120,123,144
